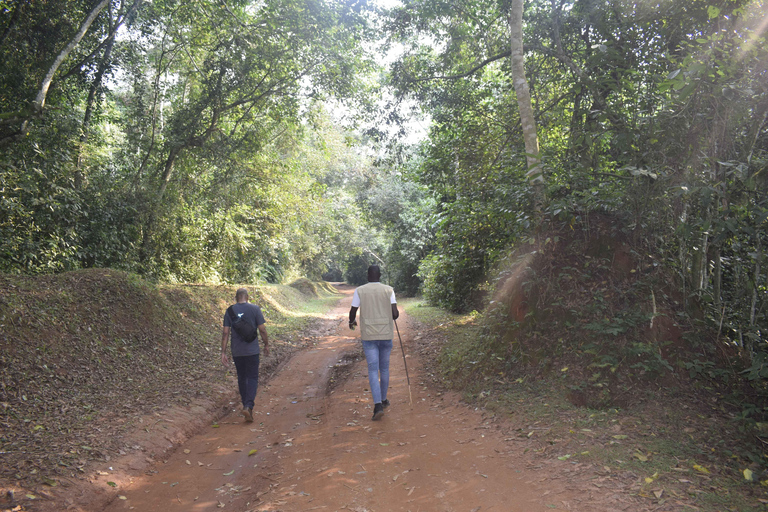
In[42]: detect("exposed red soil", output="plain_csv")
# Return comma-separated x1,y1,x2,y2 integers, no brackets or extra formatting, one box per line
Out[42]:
7,285,643,512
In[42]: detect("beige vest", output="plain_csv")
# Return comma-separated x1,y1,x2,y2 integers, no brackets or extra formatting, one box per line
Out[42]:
357,282,395,341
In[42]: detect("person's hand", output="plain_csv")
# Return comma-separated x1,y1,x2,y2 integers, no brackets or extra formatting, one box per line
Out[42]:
263,345,270,358
221,352,229,367
349,320,357,330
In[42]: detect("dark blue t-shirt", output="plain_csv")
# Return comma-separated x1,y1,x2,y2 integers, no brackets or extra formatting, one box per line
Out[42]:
223,302,265,357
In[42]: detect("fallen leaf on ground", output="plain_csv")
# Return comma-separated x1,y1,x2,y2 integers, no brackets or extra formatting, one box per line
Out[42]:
223,470,234,476
693,464,710,474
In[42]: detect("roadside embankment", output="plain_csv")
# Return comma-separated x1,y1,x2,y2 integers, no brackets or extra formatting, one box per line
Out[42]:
0,269,339,506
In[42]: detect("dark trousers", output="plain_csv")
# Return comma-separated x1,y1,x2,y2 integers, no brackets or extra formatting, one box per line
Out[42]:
233,354,260,409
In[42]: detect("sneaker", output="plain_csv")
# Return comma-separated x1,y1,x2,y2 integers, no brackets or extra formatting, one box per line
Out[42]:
242,407,254,423
372,403,384,421
382,399,390,409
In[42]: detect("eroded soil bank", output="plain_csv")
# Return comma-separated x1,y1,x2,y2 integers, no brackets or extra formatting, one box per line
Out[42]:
6,285,644,512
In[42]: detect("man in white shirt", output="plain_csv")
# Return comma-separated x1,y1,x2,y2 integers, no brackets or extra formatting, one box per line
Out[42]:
349,265,399,420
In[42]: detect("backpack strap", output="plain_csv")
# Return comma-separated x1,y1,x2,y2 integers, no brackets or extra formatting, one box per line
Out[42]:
226,305,238,323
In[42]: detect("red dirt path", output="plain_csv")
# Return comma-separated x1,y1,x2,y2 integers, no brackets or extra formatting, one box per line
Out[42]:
79,285,624,511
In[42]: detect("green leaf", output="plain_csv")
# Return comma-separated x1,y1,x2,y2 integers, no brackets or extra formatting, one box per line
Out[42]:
223,470,235,476
107,481,117,487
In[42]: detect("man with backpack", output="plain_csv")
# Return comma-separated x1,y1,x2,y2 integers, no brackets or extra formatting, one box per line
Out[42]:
348,265,399,421
221,288,270,423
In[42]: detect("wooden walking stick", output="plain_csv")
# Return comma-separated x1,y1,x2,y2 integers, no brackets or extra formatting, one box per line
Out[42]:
394,319,412,405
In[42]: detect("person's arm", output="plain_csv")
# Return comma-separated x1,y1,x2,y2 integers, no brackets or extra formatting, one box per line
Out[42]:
349,306,358,328
258,324,270,357
221,326,231,366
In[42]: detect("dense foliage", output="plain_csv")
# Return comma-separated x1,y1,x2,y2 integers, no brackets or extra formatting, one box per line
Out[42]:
383,0,768,385
1,0,378,282
1,0,767,402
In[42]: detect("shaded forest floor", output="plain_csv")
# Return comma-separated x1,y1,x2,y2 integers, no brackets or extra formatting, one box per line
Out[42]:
403,216,768,512
0,267,767,511
406,298,768,512
0,271,339,510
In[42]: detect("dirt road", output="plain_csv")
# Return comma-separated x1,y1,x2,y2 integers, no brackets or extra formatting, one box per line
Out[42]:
94,286,613,512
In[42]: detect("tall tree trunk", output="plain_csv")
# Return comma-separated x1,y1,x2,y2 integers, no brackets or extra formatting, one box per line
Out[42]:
158,146,182,203
33,0,110,112
76,33,116,186
508,0,543,212
139,145,182,264
81,35,115,137
713,246,722,306
750,237,762,327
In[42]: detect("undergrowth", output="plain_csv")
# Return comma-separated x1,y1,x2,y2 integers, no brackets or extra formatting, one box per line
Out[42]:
402,283,768,512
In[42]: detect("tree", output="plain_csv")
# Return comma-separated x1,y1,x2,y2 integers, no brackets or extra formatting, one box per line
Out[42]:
508,0,543,210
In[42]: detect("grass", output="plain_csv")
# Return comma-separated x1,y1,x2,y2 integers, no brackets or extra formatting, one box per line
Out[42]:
401,296,768,512
399,297,468,326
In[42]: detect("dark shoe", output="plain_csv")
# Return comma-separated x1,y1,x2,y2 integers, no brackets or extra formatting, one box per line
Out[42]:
372,403,384,421
382,399,390,409
242,407,254,423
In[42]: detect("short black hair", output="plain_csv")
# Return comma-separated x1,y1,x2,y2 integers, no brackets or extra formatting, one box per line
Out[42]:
235,288,249,301
367,265,381,281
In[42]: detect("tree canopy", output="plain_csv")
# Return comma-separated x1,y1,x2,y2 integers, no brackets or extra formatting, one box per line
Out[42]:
1,0,767,403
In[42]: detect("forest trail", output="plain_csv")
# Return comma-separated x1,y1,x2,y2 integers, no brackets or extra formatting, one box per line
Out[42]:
94,285,613,512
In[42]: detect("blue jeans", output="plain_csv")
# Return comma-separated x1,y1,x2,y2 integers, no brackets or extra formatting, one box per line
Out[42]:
362,339,393,405
233,354,260,409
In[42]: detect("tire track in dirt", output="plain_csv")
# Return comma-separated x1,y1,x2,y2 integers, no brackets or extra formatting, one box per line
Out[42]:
96,285,613,512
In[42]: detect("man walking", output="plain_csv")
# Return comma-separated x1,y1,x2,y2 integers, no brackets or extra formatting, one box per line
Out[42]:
349,265,399,420
221,288,270,423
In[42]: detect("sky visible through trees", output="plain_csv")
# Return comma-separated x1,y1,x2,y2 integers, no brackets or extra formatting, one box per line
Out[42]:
0,0,767,390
